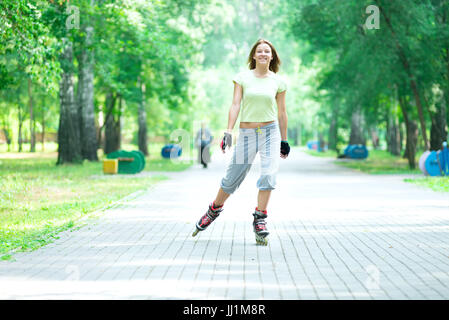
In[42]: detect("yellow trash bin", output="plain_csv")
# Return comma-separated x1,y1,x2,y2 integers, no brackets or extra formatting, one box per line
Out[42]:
103,159,118,174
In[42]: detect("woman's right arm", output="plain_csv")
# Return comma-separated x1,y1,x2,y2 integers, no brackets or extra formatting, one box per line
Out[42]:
226,82,243,133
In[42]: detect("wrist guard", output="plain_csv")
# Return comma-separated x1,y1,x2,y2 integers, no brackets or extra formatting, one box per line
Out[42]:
281,141,290,156
220,132,232,151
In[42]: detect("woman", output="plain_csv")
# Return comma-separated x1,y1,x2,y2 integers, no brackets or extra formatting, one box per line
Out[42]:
192,39,290,245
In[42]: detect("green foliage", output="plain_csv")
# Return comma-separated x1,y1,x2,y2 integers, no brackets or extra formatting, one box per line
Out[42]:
283,0,449,157
3,0,446,162
0,0,216,154
1,1,61,88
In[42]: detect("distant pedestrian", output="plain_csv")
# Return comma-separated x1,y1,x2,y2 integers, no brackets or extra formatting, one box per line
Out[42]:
195,122,213,169
192,38,290,245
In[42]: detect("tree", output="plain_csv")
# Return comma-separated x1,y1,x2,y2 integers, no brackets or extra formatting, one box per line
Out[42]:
76,1,98,161
57,40,82,164
284,0,449,168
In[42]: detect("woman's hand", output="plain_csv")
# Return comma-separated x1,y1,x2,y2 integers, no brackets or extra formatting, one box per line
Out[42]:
220,132,233,153
280,140,290,159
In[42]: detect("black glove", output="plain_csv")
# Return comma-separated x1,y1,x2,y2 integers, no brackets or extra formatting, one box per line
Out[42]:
220,132,232,151
281,140,290,156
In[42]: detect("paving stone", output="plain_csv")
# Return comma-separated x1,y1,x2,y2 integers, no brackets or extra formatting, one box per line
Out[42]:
1,147,449,299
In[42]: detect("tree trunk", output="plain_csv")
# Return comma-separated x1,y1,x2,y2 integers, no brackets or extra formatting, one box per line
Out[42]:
97,112,103,151
41,102,45,152
117,96,122,150
105,114,120,154
77,25,98,161
138,80,149,156
2,116,11,152
328,106,338,150
104,92,121,154
349,105,366,145
28,78,35,152
18,103,23,152
370,127,379,149
319,132,325,150
445,91,449,141
386,112,401,156
295,127,299,145
57,41,82,165
288,127,299,146
429,91,447,150
376,0,429,150
3,129,11,151
404,120,418,169
398,95,417,169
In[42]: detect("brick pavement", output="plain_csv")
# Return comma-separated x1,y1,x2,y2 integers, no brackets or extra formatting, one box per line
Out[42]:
1,147,449,299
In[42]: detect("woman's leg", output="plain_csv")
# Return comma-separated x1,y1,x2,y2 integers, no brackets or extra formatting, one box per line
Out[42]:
215,178,269,209
256,123,280,211
257,189,271,211
252,123,280,245
220,129,257,198
214,187,231,207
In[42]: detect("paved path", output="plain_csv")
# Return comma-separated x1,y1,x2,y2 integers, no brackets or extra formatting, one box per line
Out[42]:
1,147,449,299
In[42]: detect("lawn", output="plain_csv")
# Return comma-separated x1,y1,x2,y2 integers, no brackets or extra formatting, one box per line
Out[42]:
334,149,422,175
0,143,193,260
304,147,449,192
305,148,421,174
403,176,449,192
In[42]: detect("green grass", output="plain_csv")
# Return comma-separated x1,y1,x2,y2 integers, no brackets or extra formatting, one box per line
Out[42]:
0,146,193,260
306,148,421,174
305,147,449,192
404,176,449,192
304,149,338,158
334,149,421,174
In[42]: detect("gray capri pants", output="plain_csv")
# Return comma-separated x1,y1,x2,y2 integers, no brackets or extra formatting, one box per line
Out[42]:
220,121,281,194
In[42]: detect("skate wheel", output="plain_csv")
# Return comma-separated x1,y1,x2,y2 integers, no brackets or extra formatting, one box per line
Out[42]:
255,237,268,246
192,229,200,237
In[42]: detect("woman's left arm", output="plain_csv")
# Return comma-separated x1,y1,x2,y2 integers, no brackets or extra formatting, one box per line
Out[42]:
276,90,288,141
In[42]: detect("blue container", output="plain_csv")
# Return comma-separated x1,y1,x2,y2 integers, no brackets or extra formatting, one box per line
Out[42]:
307,141,323,152
307,141,319,150
425,151,442,176
344,145,368,159
161,144,182,159
424,143,449,176
350,145,368,159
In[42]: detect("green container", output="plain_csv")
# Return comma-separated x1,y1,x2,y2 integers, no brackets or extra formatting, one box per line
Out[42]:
106,150,145,174
131,150,145,173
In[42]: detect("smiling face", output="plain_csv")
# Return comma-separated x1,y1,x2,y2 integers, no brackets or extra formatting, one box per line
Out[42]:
247,39,281,73
253,43,273,66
